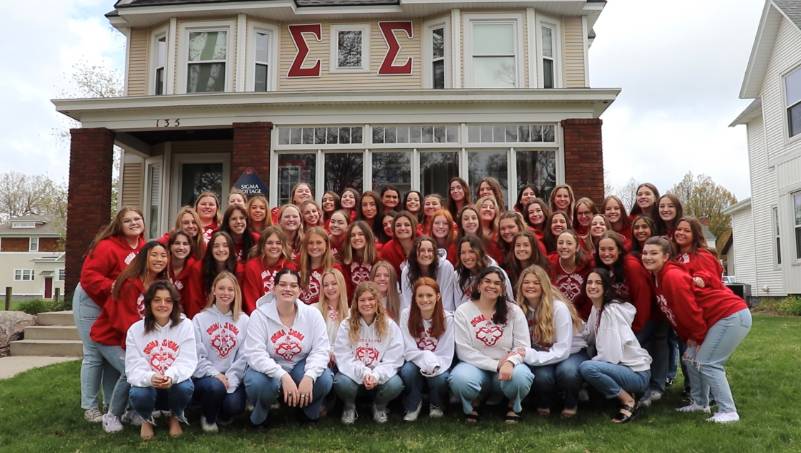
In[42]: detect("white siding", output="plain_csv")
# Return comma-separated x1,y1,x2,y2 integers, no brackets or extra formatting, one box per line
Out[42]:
777,156,801,293
761,17,801,163
730,206,756,290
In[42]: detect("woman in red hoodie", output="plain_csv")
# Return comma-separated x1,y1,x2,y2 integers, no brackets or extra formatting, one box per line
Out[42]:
219,205,260,264
242,226,297,313
671,216,724,289
186,231,242,319
194,192,221,244
547,230,592,320
166,230,198,315
74,207,145,424
378,210,418,278
89,240,168,432
642,237,751,424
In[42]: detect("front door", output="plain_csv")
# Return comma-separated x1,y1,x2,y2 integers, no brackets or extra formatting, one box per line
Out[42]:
171,154,230,220
44,277,53,299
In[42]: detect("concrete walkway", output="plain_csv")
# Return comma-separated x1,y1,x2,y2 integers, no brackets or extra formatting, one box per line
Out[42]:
0,356,78,380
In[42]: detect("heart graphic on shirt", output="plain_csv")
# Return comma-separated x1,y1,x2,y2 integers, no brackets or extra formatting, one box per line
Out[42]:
301,278,320,305
355,346,379,366
351,264,371,286
416,336,438,351
558,276,583,303
476,325,503,346
656,295,677,326
136,294,146,318
173,280,184,291
275,339,303,361
612,282,630,300
211,330,237,358
149,350,176,374
261,270,278,294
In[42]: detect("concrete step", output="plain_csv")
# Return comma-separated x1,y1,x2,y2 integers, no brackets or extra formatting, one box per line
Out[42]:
10,340,82,357
24,325,80,341
37,311,75,326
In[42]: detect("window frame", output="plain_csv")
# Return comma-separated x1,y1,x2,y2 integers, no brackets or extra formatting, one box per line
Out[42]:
423,18,450,89
330,24,371,73
463,13,524,89
783,63,801,142
793,192,801,261
177,20,235,94
150,28,169,95
29,237,38,252
247,22,279,92
536,15,562,89
14,269,34,281
773,205,782,267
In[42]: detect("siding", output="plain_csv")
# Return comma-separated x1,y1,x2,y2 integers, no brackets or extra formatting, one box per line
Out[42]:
777,155,801,294
127,28,151,96
561,16,586,88
121,161,144,210
730,207,756,290
761,17,801,163
0,253,65,297
171,140,232,154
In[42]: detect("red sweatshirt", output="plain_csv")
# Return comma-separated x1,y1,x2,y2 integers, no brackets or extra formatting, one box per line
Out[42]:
201,221,218,244
378,239,409,278
342,260,374,301
548,253,593,320
79,236,145,306
609,255,654,333
674,248,724,290
653,261,747,344
90,277,146,347
185,259,245,318
170,257,200,317
242,257,297,314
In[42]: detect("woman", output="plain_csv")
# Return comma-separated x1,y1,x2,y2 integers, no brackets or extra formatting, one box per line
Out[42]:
602,195,632,244
74,207,145,423
164,206,204,259
328,210,350,262
342,221,378,299
506,231,550,289
578,268,652,423
629,183,660,221
380,186,401,213
448,267,533,423
126,280,197,439
379,210,418,278
422,194,445,235
515,265,588,417
188,231,241,318
453,235,514,309
300,200,325,230
447,177,471,219
514,184,538,214
549,184,575,216
321,191,341,230
499,211,545,265
573,197,598,256
525,198,551,243
589,214,613,253
657,194,683,238
456,205,481,238
543,211,570,254
630,215,657,259
247,194,271,234
399,277,455,421
340,187,360,222
475,195,503,264
192,272,249,432
242,226,296,313
227,189,247,210
291,182,314,206
476,177,506,211
167,230,197,314
359,191,383,237
89,240,168,432
371,261,402,322
314,268,350,362
195,192,221,243
243,269,334,426
672,217,724,289
278,204,303,259
430,209,458,265
642,237,750,423
219,205,259,264
298,226,339,305
548,230,592,320
333,282,405,424
377,210,397,245
403,190,423,223
401,236,456,312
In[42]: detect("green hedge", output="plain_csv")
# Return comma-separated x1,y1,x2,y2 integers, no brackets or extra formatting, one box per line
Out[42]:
15,299,70,315
776,296,801,316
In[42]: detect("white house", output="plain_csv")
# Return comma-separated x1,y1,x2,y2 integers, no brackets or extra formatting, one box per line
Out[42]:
0,216,66,300
729,0,801,297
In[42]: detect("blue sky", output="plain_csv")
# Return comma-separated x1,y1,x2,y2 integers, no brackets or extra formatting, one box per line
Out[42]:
0,0,764,200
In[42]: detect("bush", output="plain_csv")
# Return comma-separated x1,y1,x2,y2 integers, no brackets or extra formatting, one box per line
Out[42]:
15,299,64,315
776,296,801,316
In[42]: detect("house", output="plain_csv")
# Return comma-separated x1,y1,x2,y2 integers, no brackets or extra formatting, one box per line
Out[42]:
53,0,618,296
0,216,65,300
729,0,801,297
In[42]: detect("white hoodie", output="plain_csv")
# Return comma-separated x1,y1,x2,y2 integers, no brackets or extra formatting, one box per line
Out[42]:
401,260,457,312
583,302,651,372
520,299,575,367
452,259,514,311
192,305,250,393
125,317,197,387
243,299,331,381
334,316,404,385
399,308,455,376
454,301,530,372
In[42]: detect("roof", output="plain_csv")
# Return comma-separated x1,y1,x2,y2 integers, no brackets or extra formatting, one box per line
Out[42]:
730,98,762,126
774,0,801,29
0,215,62,237
723,197,752,215
115,0,399,7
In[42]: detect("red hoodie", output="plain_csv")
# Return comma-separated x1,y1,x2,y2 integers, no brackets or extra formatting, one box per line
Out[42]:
170,257,200,317
548,253,593,320
185,259,245,318
201,221,218,244
79,236,145,305
342,260,373,301
653,261,747,344
674,248,724,290
378,239,409,278
610,255,654,333
90,277,146,347
242,257,297,314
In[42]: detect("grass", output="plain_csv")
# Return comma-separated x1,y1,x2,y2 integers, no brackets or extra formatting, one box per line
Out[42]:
0,314,799,452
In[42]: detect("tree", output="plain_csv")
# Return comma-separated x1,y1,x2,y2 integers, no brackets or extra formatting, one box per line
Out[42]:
0,172,68,235
669,172,738,238
608,178,639,212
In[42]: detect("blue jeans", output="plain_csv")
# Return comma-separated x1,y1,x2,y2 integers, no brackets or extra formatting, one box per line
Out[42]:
684,309,751,413
73,284,118,410
667,329,680,380
398,361,450,412
129,380,195,424
244,360,334,425
636,319,669,393
192,376,246,423
579,360,650,399
528,350,588,409
332,373,404,408
95,343,129,417
448,362,534,415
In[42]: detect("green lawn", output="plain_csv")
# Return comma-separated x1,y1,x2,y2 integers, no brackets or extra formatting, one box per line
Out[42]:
1,314,799,452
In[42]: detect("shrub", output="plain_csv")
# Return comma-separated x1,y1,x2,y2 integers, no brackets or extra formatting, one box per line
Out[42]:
15,299,63,315
776,296,801,316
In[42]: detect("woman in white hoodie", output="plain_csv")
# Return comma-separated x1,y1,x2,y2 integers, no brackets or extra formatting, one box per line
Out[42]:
126,280,197,440
243,268,333,426
579,268,652,423
333,282,405,425
400,236,456,312
192,272,250,432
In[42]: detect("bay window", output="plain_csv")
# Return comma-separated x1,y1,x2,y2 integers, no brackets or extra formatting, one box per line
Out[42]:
153,34,167,95
467,20,519,88
255,30,272,92
186,30,227,93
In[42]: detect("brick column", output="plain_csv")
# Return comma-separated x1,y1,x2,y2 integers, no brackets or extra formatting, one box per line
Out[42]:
561,118,604,202
232,122,272,185
65,128,115,299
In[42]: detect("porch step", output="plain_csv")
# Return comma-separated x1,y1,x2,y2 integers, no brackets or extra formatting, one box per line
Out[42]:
23,325,80,341
36,311,75,326
10,340,83,357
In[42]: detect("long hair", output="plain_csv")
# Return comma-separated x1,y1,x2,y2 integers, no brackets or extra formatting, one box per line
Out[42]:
543,211,570,253
629,183,660,220
408,277,446,339
514,184,538,213
594,231,627,287
556,229,586,266
524,198,552,229
474,195,500,240
601,195,631,236
253,225,291,262
278,204,304,253
113,240,168,299
455,234,490,293
656,193,684,236
321,191,341,221
585,267,618,307
630,215,657,255
173,206,204,259
299,227,335,287
204,271,244,322
167,230,195,270
506,231,550,286
476,176,506,211
299,200,325,229
290,182,313,205
343,220,377,265
194,191,221,225
143,280,183,333
447,177,472,218
572,197,598,231
348,282,388,344
358,191,383,236
403,190,423,222
317,268,349,321
370,260,401,321
498,210,526,253
377,210,397,244
341,187,361,213
202,231,238,295
515,265,581,347
672,216,716,256
392,210,419,241
406,236,439,288
645,236,673,259
456,205,481,238
246,194,272,230
85,207,144,257
220,204,256,258
548,184,575,215
430,209,456,246
472,266,509,325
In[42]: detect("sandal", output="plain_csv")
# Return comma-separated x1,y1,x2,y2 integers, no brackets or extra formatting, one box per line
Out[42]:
611,401,638,424
504,410,522,424
465,411,480,424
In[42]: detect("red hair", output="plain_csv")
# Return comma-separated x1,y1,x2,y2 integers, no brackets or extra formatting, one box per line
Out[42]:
407,277,446,339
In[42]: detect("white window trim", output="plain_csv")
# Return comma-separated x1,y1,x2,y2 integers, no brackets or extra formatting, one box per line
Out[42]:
330,24,371,73
29,237,38,252
772,205,782,269
792,192,801,263
536,15,562,89
463,12,524,89
423,17,451,89
247,21,279,92
59,268,66,281
176,20,236,94
170,152,230,224
14,269,34,281
782,63,801,144
149,25,169,95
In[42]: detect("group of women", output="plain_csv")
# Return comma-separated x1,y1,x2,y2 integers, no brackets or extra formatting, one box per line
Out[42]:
72,178,751,439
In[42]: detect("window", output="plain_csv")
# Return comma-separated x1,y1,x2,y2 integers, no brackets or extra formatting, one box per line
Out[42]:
372,152,411,195
468,20,518,88
255,30,272,92
11,222,35,229
187,30,227,93
29,237,38,252
278,126,363,145
59,269,65,281
420,151,459,198
794,192,801,260
774,206,782,265
277,154,316,205
541,23,556,89
469,150,509,200
331,25,369,72
154,34,167,95
516,151,557,200
373,125,458,144
431,26,446,89
467,124,556,143
786,66,801,138
325,153,363,193
14,269,34,281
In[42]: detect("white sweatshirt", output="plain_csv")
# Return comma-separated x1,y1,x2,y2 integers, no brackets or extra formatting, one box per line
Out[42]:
452,259,514,310
583,302,652,372
333,317,404,385
520,299,573,367
125,317,198,387
312,301,343,347
399,308,455,376
243,299,331,381
192,305,250,393
401,260,457,312
454,301,530,372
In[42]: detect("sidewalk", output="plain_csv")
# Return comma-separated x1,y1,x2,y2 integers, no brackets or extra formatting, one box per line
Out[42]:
0,356,78,380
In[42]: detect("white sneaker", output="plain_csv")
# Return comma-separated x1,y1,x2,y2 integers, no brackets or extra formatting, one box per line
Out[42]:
373,405,389,424
121,410,144,426
429,405,444,419
403,402,422,422
341,405,358,425
676,403,711,414
102,413,123,433
707,411,740,424
201,416,219,433
638,390,663,408
84,408,103,423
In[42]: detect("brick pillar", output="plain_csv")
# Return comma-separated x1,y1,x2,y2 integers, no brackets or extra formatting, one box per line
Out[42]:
232,122,272,185
65,128,115,299
561,118,604,202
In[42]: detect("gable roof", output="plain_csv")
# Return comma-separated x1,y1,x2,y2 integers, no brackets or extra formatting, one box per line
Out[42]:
115,0,399,7
0,215,62,237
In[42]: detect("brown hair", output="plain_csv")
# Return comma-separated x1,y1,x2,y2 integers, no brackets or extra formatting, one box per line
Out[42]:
348,282,388,344
408,277,446,340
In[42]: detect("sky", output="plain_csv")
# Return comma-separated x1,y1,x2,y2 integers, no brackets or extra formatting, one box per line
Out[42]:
0,0,765,201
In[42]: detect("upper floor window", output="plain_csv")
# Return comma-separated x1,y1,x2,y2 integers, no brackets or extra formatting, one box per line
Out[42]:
773,206,782,265
793,192,801,260
187,30,227,93
154,34,167,95
29,237,38,252
430,25,446,89
255,30,272,91
786,65,801,138
541,24,556,89
467,19,519,88
331,25,370,72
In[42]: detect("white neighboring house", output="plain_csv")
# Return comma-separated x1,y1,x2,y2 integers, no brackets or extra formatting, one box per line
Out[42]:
729,0,801,297
0,215,65,300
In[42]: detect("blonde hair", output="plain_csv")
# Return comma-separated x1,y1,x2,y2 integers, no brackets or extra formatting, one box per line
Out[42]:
206,271,244,322
317,268,349,322
474,195,500,239
515,265,582,347
279,204,304,253
300,227,335,287
370,260,401,322
348,282,388,344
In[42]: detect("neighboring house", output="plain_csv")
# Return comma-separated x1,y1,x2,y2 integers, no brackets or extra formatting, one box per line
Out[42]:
54,0,618,295
0,216,65,300
729,0,801,297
